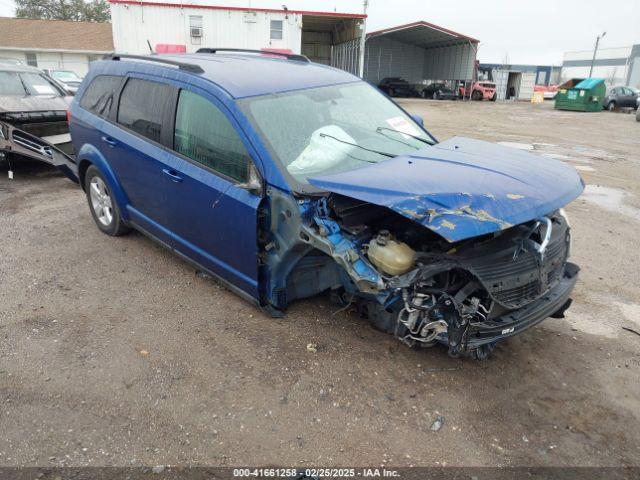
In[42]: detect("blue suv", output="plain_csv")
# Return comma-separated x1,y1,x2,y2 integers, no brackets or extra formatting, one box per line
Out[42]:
70,50,583,359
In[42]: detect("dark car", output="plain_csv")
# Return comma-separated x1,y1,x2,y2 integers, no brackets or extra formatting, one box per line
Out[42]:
0,63,76,178
68,50,583,359
604,86,639,111
421,83,457,100
377,77,419,97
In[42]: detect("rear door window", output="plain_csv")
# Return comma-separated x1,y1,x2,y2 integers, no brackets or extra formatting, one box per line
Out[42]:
80,75,123,118
173,89,250,183
117,78,174,144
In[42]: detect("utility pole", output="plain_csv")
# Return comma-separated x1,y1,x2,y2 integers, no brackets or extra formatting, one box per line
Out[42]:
589,31,606,78
358,0,368,78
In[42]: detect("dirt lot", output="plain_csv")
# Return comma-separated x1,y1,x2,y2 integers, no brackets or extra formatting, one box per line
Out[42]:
1,100,639,468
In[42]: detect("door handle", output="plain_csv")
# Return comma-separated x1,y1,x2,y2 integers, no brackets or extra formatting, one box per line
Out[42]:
101,136,117,147
162,168,183,183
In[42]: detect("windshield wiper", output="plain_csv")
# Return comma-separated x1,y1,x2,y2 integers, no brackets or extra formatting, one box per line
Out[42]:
319,133,396,158
376,126,433,145
374,129,420,149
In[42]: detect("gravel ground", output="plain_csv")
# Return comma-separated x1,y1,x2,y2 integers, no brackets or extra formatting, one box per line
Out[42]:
1,100,639,468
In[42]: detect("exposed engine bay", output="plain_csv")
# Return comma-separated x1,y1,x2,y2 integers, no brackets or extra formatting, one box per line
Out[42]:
260,190,578,359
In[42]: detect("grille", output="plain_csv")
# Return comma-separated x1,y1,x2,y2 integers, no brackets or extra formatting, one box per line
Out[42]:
11,131,53,158
462,219,569,310
493,280,540,307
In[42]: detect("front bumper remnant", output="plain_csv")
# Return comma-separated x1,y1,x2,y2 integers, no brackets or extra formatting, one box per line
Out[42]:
0,120,78,182
465,262,579,348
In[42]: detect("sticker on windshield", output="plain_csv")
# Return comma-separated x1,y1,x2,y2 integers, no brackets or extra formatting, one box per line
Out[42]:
33,84,55,95
385,116,421,138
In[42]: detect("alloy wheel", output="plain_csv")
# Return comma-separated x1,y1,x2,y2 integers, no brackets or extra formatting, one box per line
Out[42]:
89,176,113,226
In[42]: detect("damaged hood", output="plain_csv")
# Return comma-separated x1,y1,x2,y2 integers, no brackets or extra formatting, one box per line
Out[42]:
308,137,584,242
0,95,71,115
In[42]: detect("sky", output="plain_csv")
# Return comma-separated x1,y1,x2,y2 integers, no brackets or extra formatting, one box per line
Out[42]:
1,0,638,65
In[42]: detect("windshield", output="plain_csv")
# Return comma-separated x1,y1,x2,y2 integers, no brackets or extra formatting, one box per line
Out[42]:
52,70,81,80
239,82,434,190
0,71,64,96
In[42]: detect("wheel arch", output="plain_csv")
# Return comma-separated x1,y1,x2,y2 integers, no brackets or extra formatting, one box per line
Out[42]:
76,143,130,222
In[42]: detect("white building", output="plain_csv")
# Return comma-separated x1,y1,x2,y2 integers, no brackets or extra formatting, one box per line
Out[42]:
108,1,480,86
561,44,640,88
109,0,366,73
0,17,114,77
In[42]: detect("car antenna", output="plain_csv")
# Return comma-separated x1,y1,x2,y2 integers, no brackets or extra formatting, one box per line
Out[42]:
147,40,154,54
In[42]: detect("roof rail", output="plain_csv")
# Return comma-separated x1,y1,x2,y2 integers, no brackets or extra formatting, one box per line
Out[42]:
103,53,205,74
196,48,309,63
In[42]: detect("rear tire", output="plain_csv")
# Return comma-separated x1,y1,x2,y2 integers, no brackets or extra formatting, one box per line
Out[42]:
432,92,438,100
472,90,482,101
84,165,130,236
491,93,497,101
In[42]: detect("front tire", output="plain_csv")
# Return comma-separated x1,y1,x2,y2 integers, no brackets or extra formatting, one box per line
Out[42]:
607,101,616,111
432,92,439,100
472,90,482,101
85,165,130,236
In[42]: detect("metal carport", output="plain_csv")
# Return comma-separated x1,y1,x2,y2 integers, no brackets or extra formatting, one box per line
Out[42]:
363,21,479,89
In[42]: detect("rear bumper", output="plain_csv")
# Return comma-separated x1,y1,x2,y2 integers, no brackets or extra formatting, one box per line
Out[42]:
0,120,78,182
465,262,579,348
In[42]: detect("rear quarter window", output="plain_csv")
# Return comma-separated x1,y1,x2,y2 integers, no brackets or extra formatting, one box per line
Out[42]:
117,78,174,144
80,75,123,118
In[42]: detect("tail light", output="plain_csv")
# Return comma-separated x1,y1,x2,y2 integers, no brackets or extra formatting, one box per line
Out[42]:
66,109,71,125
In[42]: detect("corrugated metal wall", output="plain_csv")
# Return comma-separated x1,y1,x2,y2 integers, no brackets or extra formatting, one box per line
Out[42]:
363,36,475,84
518,72,536,100
494,70,536,100
301,30,332,65
422,43,475,81
493,70,509,100
364,37,425,84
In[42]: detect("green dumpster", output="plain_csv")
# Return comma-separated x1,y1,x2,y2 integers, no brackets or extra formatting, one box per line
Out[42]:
555,78,606,112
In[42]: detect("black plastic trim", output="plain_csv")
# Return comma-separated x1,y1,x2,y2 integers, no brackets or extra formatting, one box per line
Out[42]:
465,262,580,348
196,48,309,63
103,54,205,74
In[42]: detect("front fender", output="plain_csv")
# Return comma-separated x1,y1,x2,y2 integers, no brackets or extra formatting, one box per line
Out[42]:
76,143,131,222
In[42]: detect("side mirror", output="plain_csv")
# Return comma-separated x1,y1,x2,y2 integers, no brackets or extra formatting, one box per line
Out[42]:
411,114,424,127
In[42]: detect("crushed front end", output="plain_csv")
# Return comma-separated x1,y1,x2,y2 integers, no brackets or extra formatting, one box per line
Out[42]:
261,191,578,359
0,111,78,182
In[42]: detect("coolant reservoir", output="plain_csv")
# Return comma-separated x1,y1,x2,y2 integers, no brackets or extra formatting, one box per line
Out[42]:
367,230,416,276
